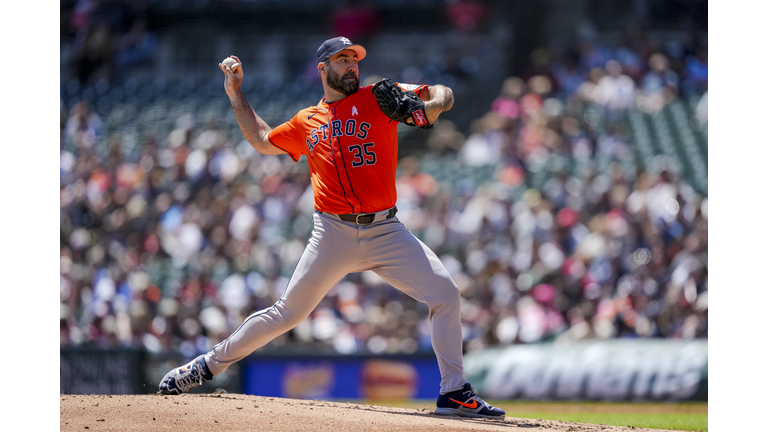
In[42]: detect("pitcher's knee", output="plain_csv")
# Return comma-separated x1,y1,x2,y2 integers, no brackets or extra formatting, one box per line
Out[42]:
269,303,308,330
427,282,461,315
441,281,461,303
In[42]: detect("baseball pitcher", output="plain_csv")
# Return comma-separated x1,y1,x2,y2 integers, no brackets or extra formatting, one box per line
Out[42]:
159,36,505,420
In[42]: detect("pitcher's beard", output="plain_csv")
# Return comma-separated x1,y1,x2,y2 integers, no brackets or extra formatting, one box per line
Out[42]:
327,68,359,95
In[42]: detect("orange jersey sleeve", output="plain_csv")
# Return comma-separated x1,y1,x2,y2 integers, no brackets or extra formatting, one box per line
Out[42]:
268,83,429,214
267,113,304,162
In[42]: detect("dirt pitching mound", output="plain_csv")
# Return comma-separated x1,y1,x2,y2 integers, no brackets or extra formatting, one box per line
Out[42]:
60,393,680,432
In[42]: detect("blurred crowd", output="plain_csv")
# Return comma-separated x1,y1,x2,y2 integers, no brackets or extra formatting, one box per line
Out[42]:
421,23,708,351
64,0,157,85
60,20,707,358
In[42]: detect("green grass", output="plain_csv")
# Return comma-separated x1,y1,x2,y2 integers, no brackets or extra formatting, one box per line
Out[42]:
506,410,707,431
366,400,708,432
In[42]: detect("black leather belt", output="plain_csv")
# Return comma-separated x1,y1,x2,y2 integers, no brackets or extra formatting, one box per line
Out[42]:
337,206,397,225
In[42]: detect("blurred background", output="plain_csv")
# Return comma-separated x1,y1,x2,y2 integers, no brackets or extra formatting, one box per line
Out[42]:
59,0,707,401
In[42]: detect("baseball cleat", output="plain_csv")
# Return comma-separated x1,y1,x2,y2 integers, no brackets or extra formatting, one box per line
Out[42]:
158,355,213,395
435,383,505,420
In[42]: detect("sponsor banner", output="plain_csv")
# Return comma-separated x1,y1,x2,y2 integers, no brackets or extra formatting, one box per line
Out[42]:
60,348,146,394
464,340,707,401
241,353,441,399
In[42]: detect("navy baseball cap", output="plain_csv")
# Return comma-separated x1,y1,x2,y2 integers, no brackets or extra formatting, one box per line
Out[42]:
317,37,367,63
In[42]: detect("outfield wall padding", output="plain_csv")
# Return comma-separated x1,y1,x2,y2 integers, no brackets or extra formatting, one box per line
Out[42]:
464,340,707,401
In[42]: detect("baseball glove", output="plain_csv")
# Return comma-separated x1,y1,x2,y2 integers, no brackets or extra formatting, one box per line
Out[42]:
372,78,433,129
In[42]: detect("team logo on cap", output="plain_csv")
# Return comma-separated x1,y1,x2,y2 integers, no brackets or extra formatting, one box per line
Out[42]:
339,37,352,46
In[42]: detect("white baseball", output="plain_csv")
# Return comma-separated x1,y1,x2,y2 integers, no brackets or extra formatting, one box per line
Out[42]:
222,57,238,71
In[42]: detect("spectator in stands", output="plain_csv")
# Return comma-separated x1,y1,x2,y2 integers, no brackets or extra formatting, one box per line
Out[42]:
444,0,490,33
425,120,466,155
70,0,155,84
577,37,613,72
684,46,708,96
63,101,102,150
331,0,382,42
637,53,679,113
591,60,636,113
459,113,506,167
72,20,115,84
613,41,644,83
550,49,585,98
490,76,525,120
114,17,157,76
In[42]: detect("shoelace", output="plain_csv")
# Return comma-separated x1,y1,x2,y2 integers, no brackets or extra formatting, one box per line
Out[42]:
196,360,203,386
463,387,491,409
176,360,203,391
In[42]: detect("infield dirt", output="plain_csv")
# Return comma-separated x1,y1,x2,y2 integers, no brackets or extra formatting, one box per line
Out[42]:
60,393,683,431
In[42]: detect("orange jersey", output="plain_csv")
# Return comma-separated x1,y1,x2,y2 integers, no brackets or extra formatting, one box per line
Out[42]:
268,83,428,214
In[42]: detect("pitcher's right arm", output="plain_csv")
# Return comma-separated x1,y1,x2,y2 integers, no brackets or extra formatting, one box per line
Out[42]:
220,55,286,156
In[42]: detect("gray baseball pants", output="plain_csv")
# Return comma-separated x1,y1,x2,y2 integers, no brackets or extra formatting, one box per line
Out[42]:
204,208,467,394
